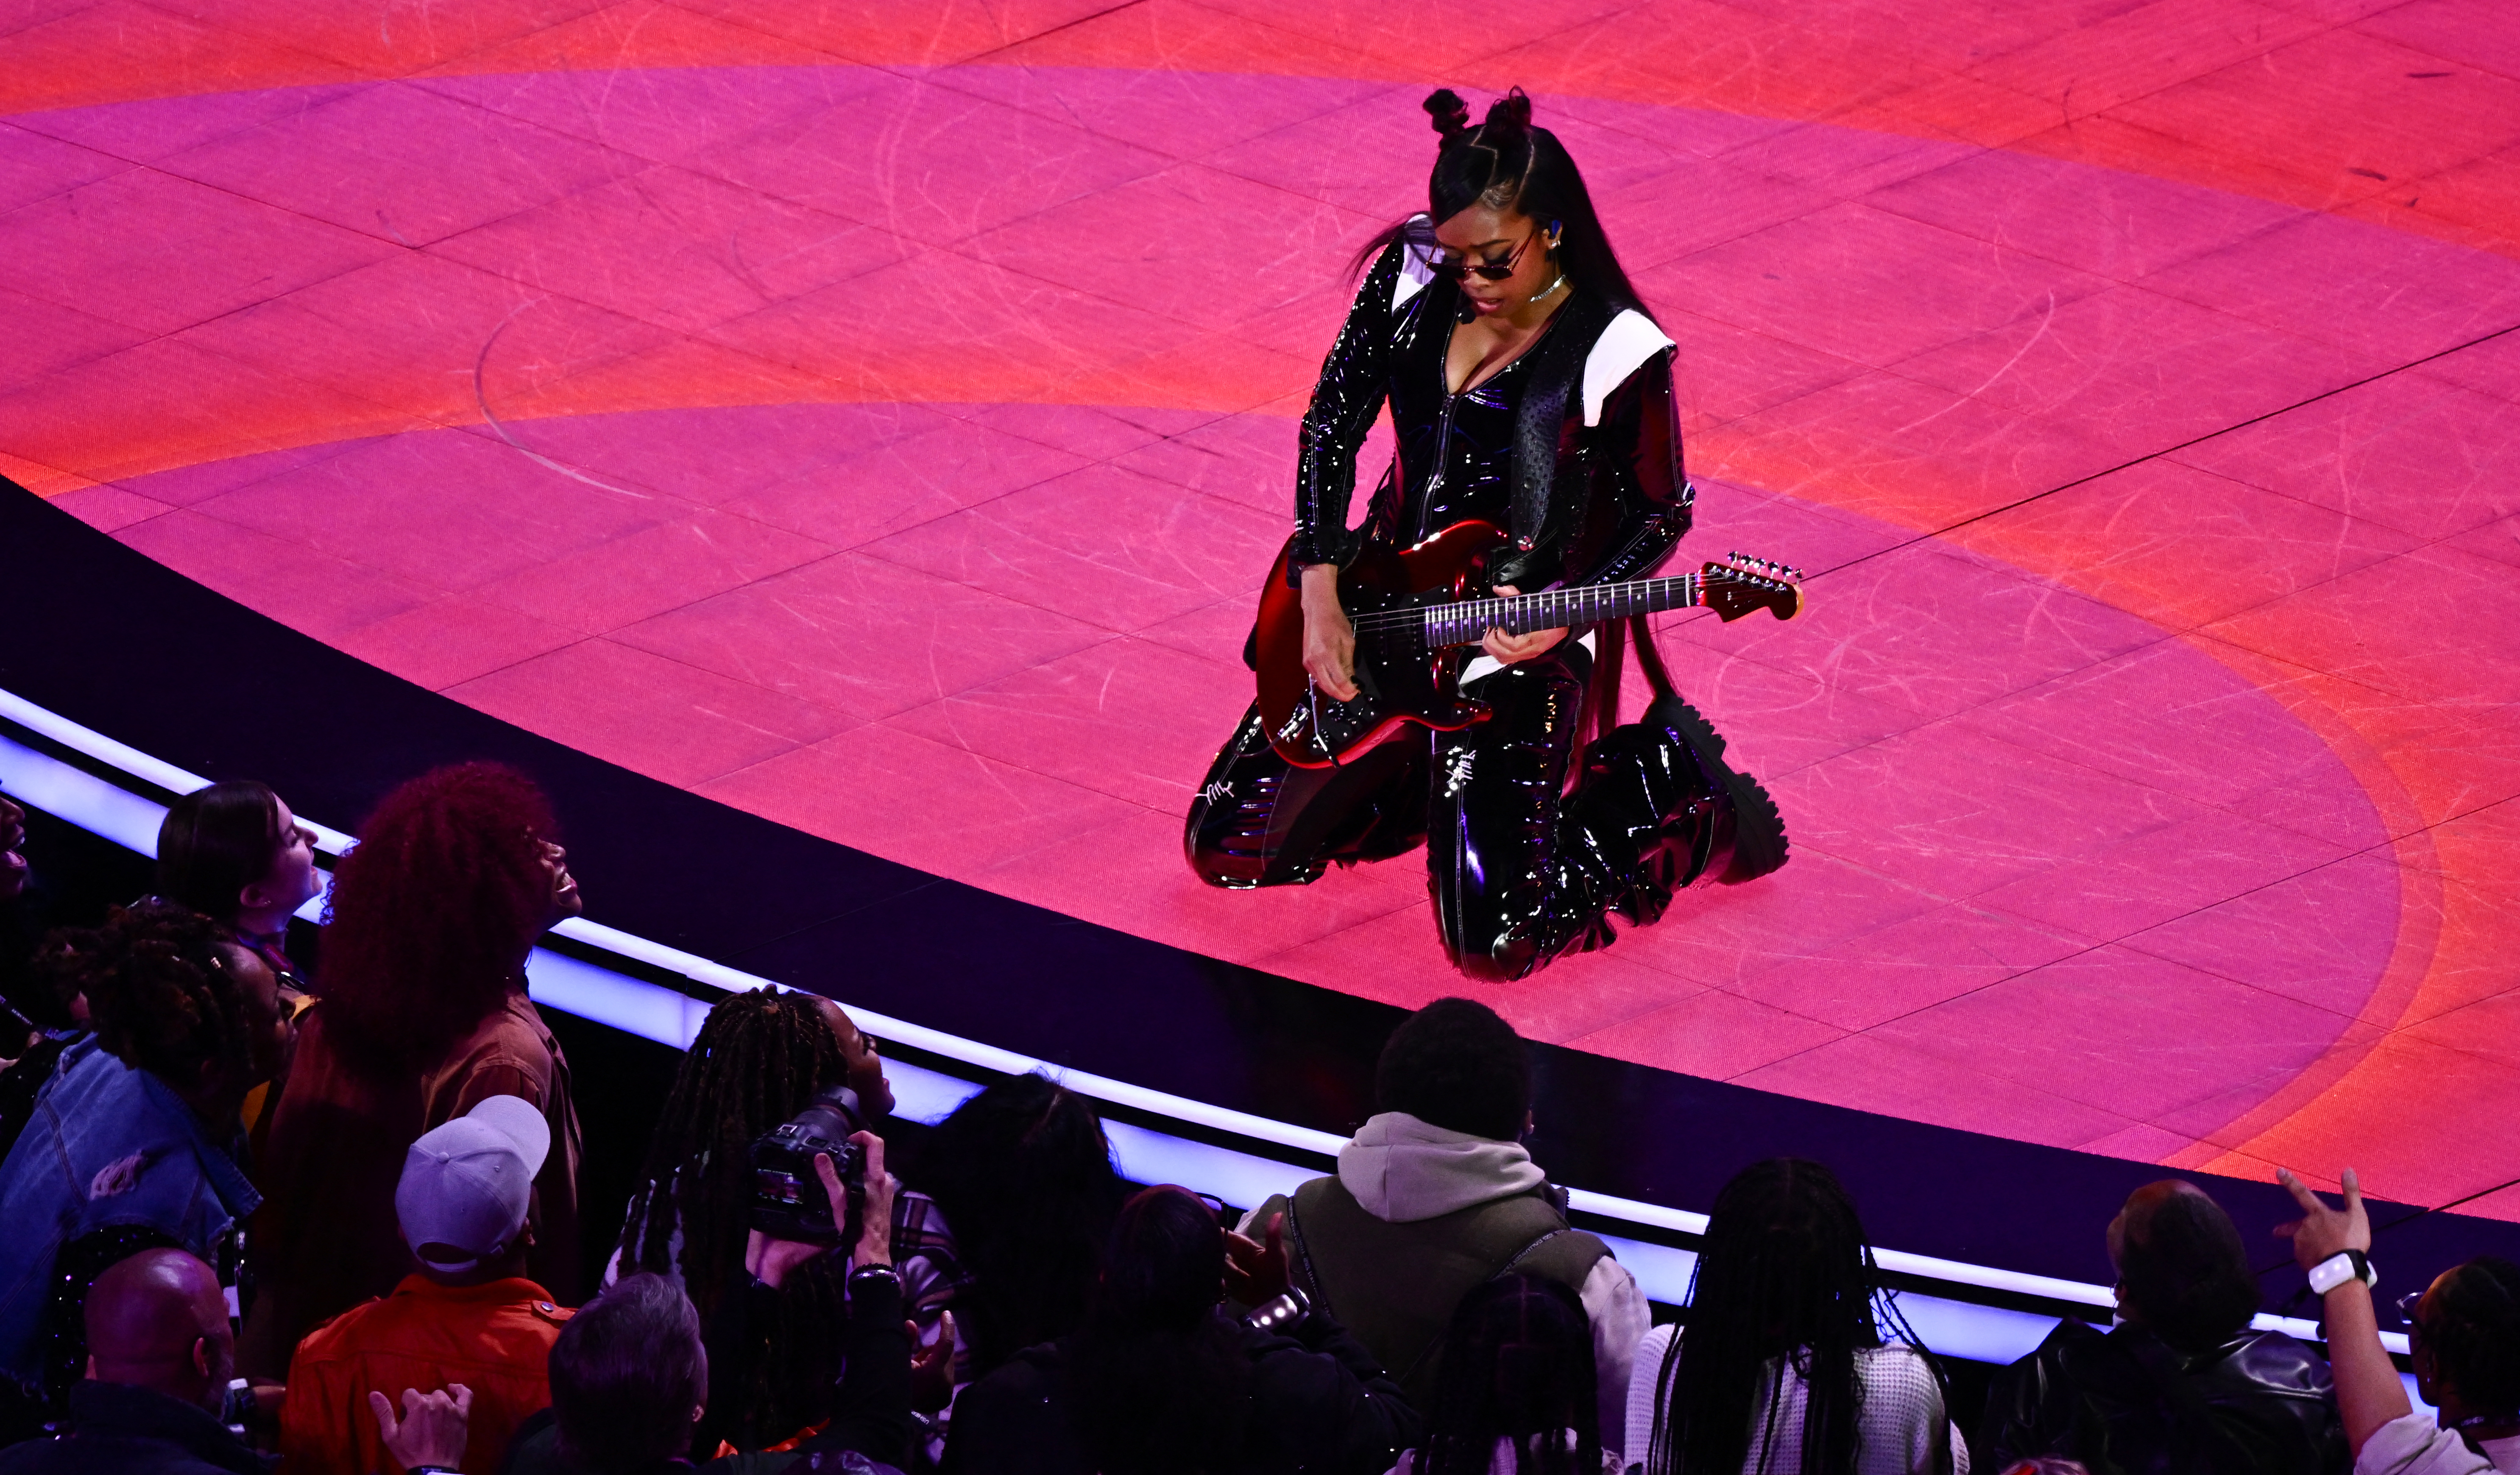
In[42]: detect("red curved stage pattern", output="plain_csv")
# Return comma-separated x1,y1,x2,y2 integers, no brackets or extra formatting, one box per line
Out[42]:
6,2,2517,1217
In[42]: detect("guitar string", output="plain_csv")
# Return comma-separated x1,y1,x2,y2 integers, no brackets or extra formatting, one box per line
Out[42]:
1343,573,1705,629
1339,571,1780,640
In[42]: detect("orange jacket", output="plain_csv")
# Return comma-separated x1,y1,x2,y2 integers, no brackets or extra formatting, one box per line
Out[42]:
280,1274,572,1475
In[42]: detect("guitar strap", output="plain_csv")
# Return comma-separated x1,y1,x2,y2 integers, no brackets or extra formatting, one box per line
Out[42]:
1628,611,1678,703
1584,612,1680,754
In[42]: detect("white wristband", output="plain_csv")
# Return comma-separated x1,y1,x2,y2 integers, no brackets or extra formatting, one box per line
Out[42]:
2308,1250,2376,1295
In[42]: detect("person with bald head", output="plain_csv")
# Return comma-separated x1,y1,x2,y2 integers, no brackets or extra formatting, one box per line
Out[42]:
0,1247,251,1473
0,903,287,1437
1977,1178,2348,1473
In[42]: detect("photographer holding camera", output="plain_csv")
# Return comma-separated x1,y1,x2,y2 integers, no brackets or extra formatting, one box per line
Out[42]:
505,1131,944,1475
612,990,965,1459
713,1130,948,1471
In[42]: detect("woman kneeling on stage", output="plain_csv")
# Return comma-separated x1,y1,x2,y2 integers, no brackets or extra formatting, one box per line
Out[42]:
1185,87,1787,982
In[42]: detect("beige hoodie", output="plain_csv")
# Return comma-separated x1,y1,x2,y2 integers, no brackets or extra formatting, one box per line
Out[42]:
1336,1111,1547,1222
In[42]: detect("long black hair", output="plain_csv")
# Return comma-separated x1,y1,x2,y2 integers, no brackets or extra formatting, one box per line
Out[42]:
1647,1158,1945,1475
1419,1274,1599,1475
904,1073,1129,1375
1071,1185,1250,1475
1353,87,1649,319
620,988,851,1443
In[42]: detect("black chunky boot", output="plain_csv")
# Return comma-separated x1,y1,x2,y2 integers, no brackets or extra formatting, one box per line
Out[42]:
1642,695,1788,885
1553,696,1788,931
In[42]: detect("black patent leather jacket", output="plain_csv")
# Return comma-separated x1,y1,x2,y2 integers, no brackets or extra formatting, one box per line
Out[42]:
1291,226,1692,595
1977,1319,2350,1475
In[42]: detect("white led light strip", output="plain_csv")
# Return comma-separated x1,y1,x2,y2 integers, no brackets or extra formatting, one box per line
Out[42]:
0,687,2409,1362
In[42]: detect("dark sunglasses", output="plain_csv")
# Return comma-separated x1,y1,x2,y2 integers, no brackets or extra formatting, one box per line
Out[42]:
1425,229,1541,282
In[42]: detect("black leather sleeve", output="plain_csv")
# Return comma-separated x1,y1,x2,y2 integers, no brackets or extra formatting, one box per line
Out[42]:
1571,346,1692,588
1292,239,1408,572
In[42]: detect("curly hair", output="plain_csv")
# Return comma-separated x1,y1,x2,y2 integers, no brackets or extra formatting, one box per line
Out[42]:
45,900,254,1087
1375,997,1531,1141
318,763,557,1071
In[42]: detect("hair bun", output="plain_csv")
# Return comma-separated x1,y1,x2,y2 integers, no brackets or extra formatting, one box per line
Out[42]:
1484,86,1533,132
1423,88,1471,139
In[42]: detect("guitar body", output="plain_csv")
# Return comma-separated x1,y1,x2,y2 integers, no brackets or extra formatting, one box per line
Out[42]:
1256,521,1509,769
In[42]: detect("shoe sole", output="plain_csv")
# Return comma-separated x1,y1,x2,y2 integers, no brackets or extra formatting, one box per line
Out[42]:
1645,696,1789,883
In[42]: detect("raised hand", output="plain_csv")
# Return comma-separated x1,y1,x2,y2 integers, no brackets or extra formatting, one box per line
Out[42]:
2274,1166,2369,1271
370,1383,471,1472
1224,1211,1291,1307
910,1309,957,1413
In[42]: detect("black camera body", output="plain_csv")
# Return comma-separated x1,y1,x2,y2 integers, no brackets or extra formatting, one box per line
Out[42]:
749,1084,869,1247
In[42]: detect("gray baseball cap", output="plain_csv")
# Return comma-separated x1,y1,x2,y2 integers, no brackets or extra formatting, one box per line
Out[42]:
394,1095,549,1275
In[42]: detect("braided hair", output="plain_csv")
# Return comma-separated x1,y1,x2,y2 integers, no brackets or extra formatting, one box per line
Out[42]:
621,988,850,1444
1353,87,1649,319
1648,1158,1946,1475
2427,1257,2520,1421
1419,1274,1600,1475
45,900,254,1087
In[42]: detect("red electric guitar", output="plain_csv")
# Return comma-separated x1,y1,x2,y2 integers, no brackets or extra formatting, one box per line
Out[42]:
1254,520,1803,768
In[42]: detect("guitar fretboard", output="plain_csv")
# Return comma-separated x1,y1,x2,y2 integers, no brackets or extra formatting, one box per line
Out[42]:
1422,573,1703,647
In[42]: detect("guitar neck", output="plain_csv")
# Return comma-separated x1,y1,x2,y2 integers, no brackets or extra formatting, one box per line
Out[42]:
1424,573,1702,647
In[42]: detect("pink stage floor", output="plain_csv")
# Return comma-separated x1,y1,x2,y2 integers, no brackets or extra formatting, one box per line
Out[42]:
7,1,2519,1216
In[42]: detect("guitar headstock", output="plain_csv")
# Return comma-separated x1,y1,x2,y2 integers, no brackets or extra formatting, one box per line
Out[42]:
1701,552,1804,622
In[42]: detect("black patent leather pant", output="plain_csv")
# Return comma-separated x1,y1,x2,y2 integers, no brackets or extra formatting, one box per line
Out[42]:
1185,643,1597,982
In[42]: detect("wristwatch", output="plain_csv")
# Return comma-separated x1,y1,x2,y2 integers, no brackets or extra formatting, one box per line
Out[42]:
2308,1248,2378,1295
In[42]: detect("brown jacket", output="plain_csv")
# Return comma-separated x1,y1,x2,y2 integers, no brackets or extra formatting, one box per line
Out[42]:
241,991,583,1376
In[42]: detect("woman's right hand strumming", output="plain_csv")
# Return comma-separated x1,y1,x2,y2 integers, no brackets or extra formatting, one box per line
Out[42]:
1299,563,1359,701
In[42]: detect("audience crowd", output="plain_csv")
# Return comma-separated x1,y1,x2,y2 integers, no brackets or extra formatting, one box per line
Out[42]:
0,766,2514,1475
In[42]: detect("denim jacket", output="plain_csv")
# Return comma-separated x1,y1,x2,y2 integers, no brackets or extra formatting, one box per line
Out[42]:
0,1037,261,1387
